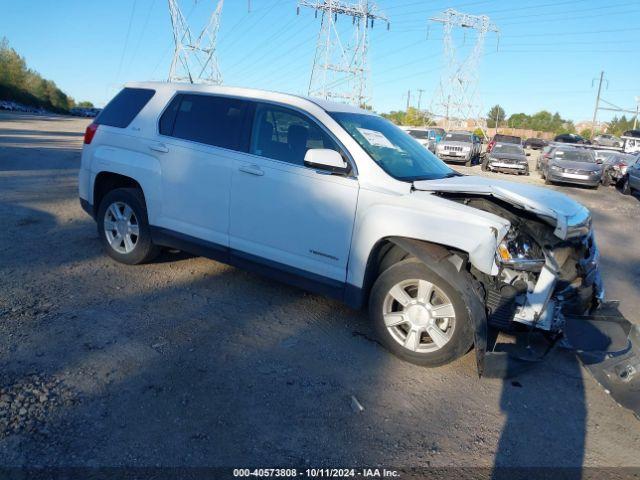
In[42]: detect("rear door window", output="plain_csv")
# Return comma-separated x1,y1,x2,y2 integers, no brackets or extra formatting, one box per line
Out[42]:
159,94,252,152
95,88,155,128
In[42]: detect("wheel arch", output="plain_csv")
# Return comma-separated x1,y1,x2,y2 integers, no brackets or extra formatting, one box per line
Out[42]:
93,172,145,218
348,236,488,375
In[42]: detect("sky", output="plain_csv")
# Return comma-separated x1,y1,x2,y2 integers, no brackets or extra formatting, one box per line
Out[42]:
1,0,639,123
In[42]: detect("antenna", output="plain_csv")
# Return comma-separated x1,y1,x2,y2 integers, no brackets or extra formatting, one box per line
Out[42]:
297,0,389,107
168,0,225,85
427,9,498,132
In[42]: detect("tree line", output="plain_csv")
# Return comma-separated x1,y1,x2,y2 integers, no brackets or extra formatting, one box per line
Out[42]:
486,105,576,135
0,37,92,113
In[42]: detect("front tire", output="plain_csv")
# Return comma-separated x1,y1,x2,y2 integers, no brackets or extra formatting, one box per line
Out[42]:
369,258,474,367
97,188,160,265
621,176,632,195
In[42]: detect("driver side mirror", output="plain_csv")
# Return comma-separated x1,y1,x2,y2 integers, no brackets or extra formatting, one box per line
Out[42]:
304,149,350,175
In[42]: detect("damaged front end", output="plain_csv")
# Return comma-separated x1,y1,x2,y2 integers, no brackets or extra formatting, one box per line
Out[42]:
437,192,639,417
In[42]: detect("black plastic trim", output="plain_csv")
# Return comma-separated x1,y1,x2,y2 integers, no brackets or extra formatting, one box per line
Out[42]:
80,198,94,219
150,226,349,303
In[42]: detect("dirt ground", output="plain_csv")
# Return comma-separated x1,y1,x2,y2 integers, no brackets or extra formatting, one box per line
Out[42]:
0,112,639,470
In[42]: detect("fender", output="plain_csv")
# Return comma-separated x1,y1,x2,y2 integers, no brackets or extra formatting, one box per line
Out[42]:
387,237,488,376
90,142,162,224
347,190,511,290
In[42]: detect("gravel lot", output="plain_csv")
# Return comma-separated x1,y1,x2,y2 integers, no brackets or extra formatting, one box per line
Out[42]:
1,112,639,469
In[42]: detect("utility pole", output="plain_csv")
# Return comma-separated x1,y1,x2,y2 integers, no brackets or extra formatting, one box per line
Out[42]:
417,88,425,111
634,97,639,130
168,0,225,84
591,71,605,139
297,0,390,107
406,89,411,111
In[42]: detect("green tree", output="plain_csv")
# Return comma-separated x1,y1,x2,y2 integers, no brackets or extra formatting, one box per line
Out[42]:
0,37,75,112
486,105,506,128
77,101,94,108
579,128,592,139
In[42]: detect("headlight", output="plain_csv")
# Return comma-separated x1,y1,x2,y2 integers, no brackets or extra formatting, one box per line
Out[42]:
550,164,563,171
496,230,545,271
462,146,470,151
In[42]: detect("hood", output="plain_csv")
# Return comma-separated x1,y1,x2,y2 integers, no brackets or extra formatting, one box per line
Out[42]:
413,175,591,240
550,159,602,171
489,152,527,162
439,141,471,148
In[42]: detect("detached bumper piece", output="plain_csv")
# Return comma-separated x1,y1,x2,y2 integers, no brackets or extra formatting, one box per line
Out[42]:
564,303,640,418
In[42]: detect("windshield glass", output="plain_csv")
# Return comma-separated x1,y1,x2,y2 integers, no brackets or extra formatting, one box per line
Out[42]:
554,149,595,163
492,144,523,155
432,128,445,136
408,129,429,140
444,133,472,142
330,112,456,181
494,135,520,144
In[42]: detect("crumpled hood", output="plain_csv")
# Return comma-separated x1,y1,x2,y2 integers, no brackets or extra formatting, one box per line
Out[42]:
413,175,591,239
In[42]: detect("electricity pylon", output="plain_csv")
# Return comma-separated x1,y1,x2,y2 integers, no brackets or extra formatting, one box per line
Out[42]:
168,0,224,84
428,9,498,132
297,0,389,107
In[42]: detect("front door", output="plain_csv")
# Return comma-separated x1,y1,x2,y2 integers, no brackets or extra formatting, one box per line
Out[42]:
229,103,359,283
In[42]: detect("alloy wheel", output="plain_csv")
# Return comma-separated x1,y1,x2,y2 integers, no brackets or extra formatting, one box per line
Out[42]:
382,279,456,353
103,201,139,254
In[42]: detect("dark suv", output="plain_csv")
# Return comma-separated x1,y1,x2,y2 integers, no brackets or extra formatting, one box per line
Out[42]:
487,134,522,153
554,133,590,144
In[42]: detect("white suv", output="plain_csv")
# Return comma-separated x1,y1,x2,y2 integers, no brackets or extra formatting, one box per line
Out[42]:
79,82,603,371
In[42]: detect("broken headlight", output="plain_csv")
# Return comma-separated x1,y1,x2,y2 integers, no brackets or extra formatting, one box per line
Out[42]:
496,230,545,271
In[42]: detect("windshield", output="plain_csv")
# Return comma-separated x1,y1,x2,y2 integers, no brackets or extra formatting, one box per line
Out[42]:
494,135,520,144
554,149,595,163
330,112,456,181
432,128,445,136
444,133,472,142
408,129,430,140
492,144,523,155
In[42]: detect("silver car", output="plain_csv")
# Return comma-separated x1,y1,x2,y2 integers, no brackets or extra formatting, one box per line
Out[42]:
482,143,530,175
435,131,481,166
541,146,603,188
621,153,640,195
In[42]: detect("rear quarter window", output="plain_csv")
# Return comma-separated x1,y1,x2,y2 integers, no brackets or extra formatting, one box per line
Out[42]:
95,88,155,128
159,94,251,151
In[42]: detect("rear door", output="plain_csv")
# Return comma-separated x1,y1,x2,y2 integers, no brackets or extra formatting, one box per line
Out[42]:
152,93,252,246
229,103,359,283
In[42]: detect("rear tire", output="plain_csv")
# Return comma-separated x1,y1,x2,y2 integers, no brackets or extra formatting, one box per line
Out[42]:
369,258,474,367
97,188,160,265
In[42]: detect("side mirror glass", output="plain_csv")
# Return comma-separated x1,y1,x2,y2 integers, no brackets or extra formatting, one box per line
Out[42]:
304,149,350,174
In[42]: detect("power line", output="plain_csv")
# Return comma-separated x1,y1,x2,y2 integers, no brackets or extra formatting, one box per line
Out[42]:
114,0,138,85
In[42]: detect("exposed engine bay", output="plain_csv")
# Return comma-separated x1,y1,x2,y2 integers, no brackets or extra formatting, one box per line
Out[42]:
435,194,639,416
446,195,603,334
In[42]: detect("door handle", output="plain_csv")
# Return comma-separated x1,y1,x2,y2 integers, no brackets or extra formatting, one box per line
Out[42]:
239,165,264,176
149,143,169,153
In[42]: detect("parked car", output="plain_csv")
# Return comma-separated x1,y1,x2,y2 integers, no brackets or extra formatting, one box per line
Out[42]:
486,134,522,153
523,137,548,150
554,133,590,144
621,154,640,195
79,82,607,370
400,127,437,153
540,146,602,188
593,133,622,148
482,143,529,175
435,130,482,166
595,150,638,186
535,145,557,171
621,130,640,154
